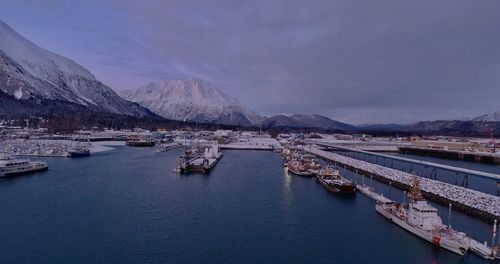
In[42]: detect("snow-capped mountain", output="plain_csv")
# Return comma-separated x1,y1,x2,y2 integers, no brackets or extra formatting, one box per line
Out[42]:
472,111,500,122
261,114,355,131
119,77,263,126
0,19,153,117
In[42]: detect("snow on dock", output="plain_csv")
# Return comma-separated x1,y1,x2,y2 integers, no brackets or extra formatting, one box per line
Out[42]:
356,184,393,203
219,138,281,150
306,147,500,220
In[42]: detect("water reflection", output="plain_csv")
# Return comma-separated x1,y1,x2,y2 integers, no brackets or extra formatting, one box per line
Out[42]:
282,167,293,212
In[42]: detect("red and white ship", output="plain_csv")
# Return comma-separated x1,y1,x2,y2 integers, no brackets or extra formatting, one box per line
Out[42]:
375,177,470,255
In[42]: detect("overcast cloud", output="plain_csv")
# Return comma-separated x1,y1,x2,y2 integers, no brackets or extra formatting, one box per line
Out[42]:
1,0,499,124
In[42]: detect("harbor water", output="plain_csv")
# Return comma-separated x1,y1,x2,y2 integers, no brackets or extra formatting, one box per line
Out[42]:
0,146,497,263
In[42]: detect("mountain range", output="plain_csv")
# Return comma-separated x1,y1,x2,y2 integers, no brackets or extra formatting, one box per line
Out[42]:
120,78,356,130
260,113,355,131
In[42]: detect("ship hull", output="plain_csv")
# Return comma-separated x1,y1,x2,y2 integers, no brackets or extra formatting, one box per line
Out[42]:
126,141,155,147
318,178,356,194
376,204,468,256
179,158,218,174
288,168,314,177
70,151,91,158
1,164,48,177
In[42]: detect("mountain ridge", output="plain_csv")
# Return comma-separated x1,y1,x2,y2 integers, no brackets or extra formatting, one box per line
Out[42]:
260,113,356,131
0,19,155,118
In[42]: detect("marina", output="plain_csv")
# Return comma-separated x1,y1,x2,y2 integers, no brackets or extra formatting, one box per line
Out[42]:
0,128,499,262
0,146,497,263
1,2,498,263
304,146,500,221
0,140,91,158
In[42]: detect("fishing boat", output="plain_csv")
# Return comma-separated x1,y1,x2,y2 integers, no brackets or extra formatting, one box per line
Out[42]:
316,166,356,194
287,160,314,177
302,154,321,172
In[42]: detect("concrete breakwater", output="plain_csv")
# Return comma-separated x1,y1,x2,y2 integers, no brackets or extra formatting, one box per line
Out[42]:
306,147,500,222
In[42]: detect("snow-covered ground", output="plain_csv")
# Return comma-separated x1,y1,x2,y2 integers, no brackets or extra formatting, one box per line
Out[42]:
220,138,281,150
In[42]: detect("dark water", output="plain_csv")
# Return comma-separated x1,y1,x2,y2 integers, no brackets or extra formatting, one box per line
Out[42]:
0,146,497,263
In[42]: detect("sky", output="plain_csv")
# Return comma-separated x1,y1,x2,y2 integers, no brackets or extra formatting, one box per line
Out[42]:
0,0,499,124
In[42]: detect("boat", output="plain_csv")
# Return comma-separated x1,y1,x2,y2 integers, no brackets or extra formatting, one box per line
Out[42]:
302,154,322,171
0,156,48,177
375,176,470,256
70,148,91,157
316,166,356,194
156,142,181,152
287,159,314,177
181,145,204,160
177,144,222,174
125,135,155,147
125,139,155,147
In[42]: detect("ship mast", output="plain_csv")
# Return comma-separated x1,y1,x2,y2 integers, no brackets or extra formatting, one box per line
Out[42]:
408,175,424,202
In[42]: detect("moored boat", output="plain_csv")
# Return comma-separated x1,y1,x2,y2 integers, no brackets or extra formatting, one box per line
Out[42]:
287,160,314,177
70,148,91,157
302,154,321,171
176,144,222,174
375,177,470,256
316,166,356,194
0,156,48,177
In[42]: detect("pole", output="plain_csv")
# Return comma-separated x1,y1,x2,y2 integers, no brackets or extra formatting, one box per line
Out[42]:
403,190,406,204
448,203,452,228
389,181,392,199
492,219,497,257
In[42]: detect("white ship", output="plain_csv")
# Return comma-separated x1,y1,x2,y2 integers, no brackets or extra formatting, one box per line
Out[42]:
375,177,470,256
0,156,48,177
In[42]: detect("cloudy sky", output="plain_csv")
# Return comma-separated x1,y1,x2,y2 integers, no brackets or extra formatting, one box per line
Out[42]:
1,0,499,124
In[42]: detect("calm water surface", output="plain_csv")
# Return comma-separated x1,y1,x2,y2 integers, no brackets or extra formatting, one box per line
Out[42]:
0,146,497,263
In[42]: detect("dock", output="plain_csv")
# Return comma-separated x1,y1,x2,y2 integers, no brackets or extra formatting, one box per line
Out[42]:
219,144,275,150
356,184,393,203
399,146,500,165
305,147,500,222
314,142,500,182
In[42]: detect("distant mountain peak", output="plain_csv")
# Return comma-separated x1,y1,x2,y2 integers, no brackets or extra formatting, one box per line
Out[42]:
472,111,500,122
261,113,355,131
119,78,263,126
